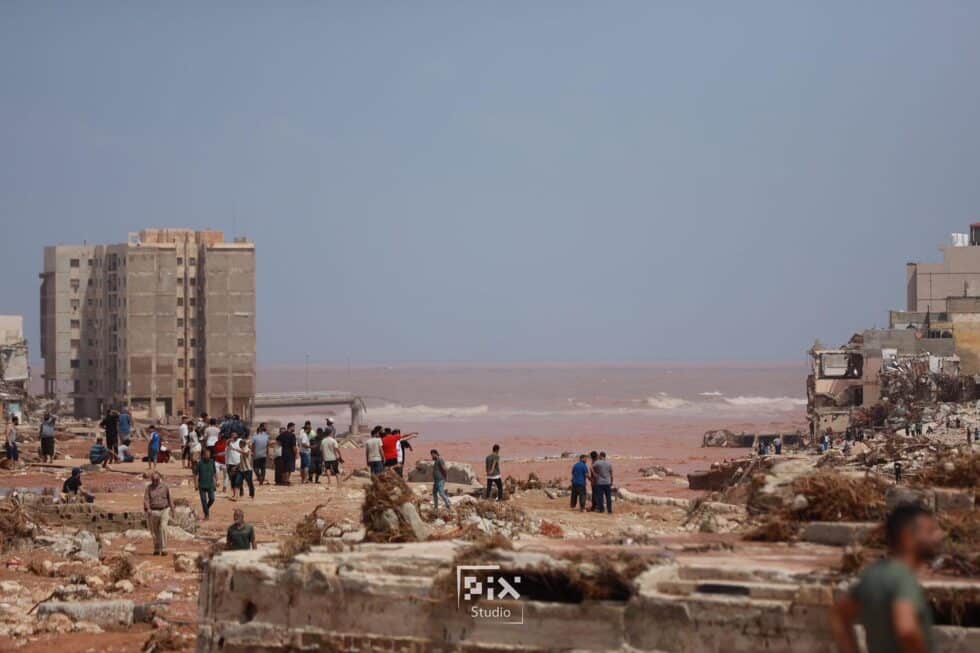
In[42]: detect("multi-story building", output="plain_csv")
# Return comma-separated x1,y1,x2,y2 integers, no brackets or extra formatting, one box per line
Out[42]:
906,223,980,313
40,229,256,420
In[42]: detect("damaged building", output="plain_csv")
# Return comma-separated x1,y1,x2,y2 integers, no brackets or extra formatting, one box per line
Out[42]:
0,315,30,426
39,229,256,420
807,225,980,434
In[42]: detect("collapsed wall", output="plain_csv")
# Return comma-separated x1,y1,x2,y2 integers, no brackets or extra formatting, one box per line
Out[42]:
197,542,980,653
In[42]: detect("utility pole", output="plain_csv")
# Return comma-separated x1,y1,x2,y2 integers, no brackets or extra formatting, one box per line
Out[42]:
305,354,310,393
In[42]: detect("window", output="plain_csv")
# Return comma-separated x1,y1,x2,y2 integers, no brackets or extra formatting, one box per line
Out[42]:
70,258,80,268
87,279,93,287
177,257,183,265
70,339,80,348
70,299,80,310
177,318,184,327
70,319,80,329
70,359,80,369
178,338,185,347
190,379,197,388
73,380,80,393
189,318,196,327
177,379,184,388
189,277,196,284
178,359,185,368
177,297,184,307
189,258,196,266
189,297,196,307
70,279,80,291
189,358,196,368
190,338,197,347
87,339,95,346
87,359,94,367
188,400,195,407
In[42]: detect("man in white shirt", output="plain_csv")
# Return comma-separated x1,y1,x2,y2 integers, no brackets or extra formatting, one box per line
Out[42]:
298,421,313,484
225,436,242,498
365,432,384,475
179,420,191,468
321,430,341,487
204,418,221,452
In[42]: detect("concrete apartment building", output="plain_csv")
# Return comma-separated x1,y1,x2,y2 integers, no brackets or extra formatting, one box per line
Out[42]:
39,229,255,420
906,222,980,312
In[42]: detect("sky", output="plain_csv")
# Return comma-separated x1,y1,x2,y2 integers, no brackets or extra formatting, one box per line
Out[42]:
2,2,979,364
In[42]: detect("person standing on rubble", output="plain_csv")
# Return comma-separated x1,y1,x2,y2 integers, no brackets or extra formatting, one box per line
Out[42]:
143,471,175,556
39,413,57,463
4,415,19,462
430,449,453,511
830,503,942,653
773,434,783,455
485,444,503,501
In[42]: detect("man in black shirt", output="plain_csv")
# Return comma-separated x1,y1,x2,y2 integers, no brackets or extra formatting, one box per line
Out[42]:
277,423,297,485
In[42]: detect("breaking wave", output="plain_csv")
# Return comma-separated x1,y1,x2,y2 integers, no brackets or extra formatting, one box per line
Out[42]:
721,395,807,410
698,391,724,397
366,403,490,420
644,394,690,410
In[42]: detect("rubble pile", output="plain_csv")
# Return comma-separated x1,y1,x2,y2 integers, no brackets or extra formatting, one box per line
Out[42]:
0,496,38,550
938,509,980,576
361,471,429,543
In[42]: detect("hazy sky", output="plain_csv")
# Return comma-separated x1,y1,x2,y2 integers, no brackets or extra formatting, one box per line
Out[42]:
2,2,979,364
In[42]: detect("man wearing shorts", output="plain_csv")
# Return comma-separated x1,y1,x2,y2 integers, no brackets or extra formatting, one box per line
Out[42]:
321,428,341,487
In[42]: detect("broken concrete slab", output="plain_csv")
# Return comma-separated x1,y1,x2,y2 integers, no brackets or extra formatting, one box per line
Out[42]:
933,488,975,512
406,460,478,485
616,488,689,508
37,600,134,626
800,522,877,547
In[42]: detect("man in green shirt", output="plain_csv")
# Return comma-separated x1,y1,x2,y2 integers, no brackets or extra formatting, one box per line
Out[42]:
226,508,256,551
830,504,943,653
194,447,217,520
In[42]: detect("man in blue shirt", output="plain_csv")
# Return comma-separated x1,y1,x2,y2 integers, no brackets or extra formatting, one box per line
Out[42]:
570,454,589,512
89,437,112,468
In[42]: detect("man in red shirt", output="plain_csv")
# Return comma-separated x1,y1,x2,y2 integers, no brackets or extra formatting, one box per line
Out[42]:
382,428,418,476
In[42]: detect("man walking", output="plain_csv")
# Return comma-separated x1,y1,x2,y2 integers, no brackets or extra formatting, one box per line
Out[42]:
252,423,270,485
143,471,175,556
592,451,614,514
194,447,217,520
430,449,452,511
100,410,119,458
485,444,503,501
4,415,18,462
570,454,589,511
830,504,943,653
147,425,161,471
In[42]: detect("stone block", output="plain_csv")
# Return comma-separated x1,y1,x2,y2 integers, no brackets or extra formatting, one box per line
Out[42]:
933,488,975,512
37,600,134,626
800,522,877,547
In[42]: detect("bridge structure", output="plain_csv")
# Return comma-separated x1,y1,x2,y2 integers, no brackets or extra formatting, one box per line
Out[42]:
253,391,367,436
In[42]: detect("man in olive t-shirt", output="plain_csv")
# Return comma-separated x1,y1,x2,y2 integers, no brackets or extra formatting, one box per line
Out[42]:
226,508,256,550
830,504,943,653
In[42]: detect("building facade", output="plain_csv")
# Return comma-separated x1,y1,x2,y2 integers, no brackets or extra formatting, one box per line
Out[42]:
40,229,255,420
906,223,980,313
